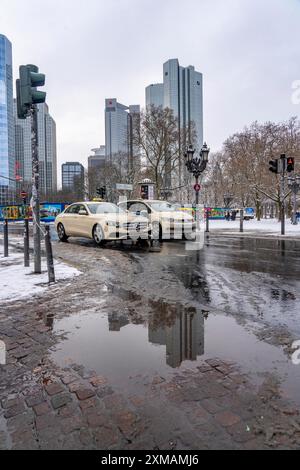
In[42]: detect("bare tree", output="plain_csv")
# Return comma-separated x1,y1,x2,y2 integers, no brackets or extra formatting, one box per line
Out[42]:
132,106,180,197
203,117,300,218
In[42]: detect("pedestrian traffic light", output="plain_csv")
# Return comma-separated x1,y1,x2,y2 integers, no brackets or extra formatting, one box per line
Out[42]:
286,157,295,173
269,159,279,174
16,64,46,119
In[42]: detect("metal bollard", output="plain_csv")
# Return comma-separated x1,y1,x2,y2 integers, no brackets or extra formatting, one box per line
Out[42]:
44,225,55,283
240,209,244,233
24,218,30,267
206,211,210,233
4,220,8,258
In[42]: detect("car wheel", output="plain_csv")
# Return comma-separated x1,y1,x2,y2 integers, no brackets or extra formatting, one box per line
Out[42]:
151,222,162,241
57,223,68,242
93,224,105,246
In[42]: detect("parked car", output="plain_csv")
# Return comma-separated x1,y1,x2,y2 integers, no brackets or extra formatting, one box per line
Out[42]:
118,199,196,240
55,201,149,246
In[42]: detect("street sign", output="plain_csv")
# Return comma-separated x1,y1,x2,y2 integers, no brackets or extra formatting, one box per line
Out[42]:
21,191,28,199
116,184,133,191
194,183,201,192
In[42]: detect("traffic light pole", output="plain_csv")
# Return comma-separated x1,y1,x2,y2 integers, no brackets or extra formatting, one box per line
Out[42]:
280,155,286,236
31,105,41,274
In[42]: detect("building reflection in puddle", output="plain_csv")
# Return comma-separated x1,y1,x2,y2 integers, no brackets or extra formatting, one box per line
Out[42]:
107,302,205,369
149,304,205,368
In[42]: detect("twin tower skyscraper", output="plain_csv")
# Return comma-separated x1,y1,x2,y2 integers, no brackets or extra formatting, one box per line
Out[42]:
105,59,203,176
146,58,204,151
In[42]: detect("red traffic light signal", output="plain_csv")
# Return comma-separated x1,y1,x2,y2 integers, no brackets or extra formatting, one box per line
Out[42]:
286,157,295,173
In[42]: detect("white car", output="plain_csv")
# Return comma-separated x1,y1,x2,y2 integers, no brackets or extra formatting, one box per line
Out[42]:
55,201,149,246
118,199,196,240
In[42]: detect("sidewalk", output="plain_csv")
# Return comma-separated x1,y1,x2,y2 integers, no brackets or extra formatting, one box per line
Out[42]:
207,219,300,239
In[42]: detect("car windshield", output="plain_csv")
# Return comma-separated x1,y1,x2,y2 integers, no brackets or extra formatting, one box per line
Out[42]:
148,202,177,212
87,203,124,214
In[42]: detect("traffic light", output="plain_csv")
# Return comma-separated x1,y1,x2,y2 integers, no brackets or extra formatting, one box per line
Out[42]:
286,157,295,173
269,159,279,174
96,187,106,199
16,64,46,119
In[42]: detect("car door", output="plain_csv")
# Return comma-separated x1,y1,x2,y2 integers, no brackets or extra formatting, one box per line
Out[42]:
64,204,82,236
75,204,91,237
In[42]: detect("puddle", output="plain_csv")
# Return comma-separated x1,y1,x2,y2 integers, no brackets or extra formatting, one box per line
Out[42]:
50,303,300,405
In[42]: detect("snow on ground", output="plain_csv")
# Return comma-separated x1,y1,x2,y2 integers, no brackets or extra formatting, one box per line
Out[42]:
208,218,300,236
0,250,82,302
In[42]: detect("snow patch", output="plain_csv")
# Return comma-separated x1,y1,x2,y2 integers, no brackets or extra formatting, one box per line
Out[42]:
208,218,300,236
0,251,82,302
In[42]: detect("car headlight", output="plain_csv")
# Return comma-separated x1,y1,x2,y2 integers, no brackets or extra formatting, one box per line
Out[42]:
106,221,119,227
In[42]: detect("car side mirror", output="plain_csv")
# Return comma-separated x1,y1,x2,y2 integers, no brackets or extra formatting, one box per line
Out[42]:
78,210,88,216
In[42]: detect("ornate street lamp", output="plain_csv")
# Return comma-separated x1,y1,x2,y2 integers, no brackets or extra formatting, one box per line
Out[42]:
184,142,210,233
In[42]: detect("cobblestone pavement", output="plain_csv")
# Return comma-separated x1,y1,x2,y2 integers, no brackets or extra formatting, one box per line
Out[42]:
1,238,300,450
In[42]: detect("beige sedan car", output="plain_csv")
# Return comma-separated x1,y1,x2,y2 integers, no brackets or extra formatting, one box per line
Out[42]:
118,199,196,240
55,201,149,246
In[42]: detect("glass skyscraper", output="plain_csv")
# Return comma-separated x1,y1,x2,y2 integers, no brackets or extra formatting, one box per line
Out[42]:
145,84,164,109
105,99,140,174
62,162,85,192
0,34,15,204
145,59,204,151
163,59,203,150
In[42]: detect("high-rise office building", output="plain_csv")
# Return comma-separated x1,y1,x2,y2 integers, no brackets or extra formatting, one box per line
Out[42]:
163,59,203,150
14,101,57,195
145,83,164,108
88,146,106,171
145,59,203,192
0,34,15,205
105,99,140,173
62,162,85,196
145,59,203,151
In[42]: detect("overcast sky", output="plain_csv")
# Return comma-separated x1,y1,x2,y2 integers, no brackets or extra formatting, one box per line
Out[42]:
1,0,300,179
